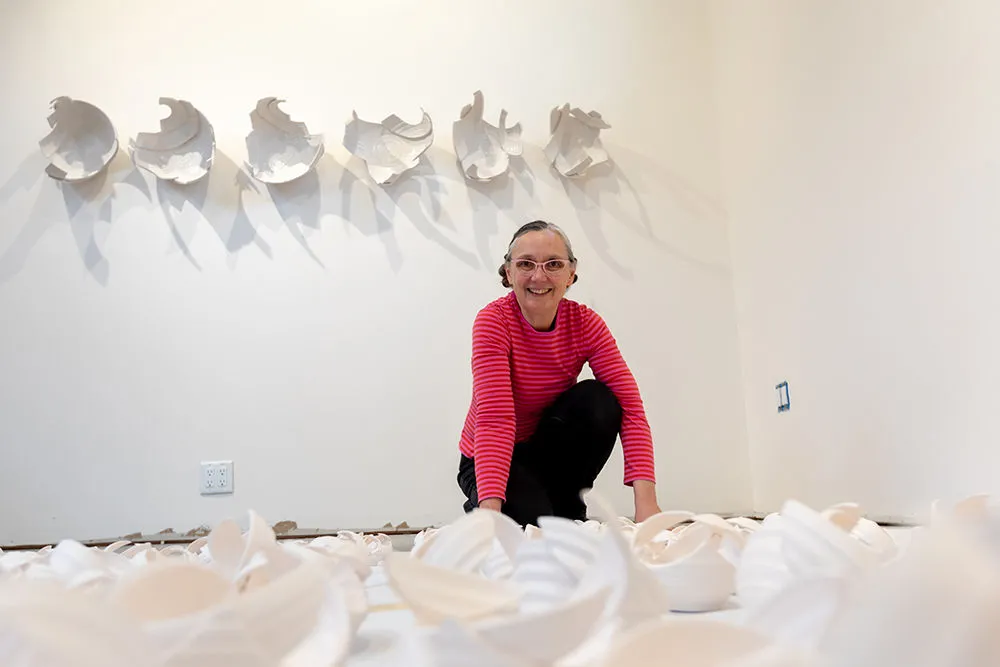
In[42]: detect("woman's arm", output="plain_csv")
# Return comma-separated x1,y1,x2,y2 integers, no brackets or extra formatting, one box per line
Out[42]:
469,307,517,505
584,310,660,519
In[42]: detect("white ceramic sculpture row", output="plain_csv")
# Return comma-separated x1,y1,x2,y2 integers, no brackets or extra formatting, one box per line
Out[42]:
37,92,610,187
4,492,998,665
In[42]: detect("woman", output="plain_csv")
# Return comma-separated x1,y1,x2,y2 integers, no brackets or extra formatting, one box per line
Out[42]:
457,220,661,527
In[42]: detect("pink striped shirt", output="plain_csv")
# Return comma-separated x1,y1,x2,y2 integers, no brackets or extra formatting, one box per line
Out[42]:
459,292,656,501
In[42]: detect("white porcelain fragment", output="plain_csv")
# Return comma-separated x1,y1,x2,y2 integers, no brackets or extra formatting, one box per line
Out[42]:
819,518,1000,667
479,510,527,581
544,104,612,178
424,585,610,667
411,509,495,573
636,515,743,612
736,501,882,610
742,575,851,651
510,538,578,614
343,109,434,184
535,516,601,579
109,558,328,667
39,96,118,181
0,579,149,666
129,97,215,184
579,491,673,631
384,550,521,625
245,97,324,184
452,90,522,182
297,534,371,580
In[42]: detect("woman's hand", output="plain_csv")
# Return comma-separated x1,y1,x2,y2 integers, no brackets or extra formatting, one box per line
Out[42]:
479,497,503,513
632,480,661,523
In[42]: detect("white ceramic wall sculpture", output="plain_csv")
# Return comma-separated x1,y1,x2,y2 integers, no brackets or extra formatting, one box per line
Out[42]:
544,104,611,178
343,109,434,185
39,96,119,181
129,98,215,184
452,90,522,182
244,97,324,184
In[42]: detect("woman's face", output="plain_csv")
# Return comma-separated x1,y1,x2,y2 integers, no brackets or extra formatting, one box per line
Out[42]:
504,230,576,313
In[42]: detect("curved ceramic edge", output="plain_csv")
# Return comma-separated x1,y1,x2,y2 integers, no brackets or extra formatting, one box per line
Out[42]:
631,511,696,551
342,108,434,185
0,579,150,666
412,509,496,573
579,490,672,629
39,96,119,182
384,551,521,625
452,90,523,182
543,104,611,179
455,586,610,664
129,97,215,184
779,500,878,571
244,96,324,184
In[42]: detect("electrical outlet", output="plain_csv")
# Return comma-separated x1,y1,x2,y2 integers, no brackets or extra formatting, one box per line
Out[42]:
200,460,234,495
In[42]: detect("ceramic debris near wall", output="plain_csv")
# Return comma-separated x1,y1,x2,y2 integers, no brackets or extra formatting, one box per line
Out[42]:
38,97,119,182
129,98,216,185
2,493,999,665
342,109,434,185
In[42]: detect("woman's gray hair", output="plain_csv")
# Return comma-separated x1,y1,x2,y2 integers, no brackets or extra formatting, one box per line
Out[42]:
498,220,579,288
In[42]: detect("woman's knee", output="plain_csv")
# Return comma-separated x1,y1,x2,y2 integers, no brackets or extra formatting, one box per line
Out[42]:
571,380,622,433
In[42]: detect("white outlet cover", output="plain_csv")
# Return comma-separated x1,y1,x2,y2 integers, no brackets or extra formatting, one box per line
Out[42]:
201,460,234,495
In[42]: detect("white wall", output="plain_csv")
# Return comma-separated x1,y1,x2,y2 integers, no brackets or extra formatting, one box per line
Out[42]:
0,0,751,544
713,0,1000,520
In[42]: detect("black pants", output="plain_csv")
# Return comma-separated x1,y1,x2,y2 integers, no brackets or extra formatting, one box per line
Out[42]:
457,379,622,528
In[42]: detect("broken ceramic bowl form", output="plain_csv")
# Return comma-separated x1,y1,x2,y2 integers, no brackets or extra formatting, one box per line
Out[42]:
245,97,324,184
0,579,150,667
286,534,372,580
544,104,612,178
411,509,527,584
129,97,215,184
452,90,523,182
411,510,498,573
343,109,434,185
632,513,744,613
928,493,1000,551
39,96,119,181
576,491,673,632
329,530,393,567
385,551,522,625
815,516,1000,667
735,500,884,610
108,555,347,667
420,584,611,667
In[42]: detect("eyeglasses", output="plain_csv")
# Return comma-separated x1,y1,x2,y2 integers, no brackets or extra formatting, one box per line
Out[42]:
508,258,574,274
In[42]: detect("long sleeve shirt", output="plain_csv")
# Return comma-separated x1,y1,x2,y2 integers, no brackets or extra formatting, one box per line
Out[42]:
458,292,656,501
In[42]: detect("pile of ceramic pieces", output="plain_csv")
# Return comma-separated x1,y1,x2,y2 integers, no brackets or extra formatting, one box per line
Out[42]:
3,493,1000,666
0,510,382,666
395,492,1000,666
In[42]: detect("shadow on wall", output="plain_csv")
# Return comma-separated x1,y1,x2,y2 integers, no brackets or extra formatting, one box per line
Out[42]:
589,144,732,277
267,170,323,267
464,147,541,271
331,153,404,273
382,146,480,271
0,139,729,283
156,149,273,268
0,150,151,286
